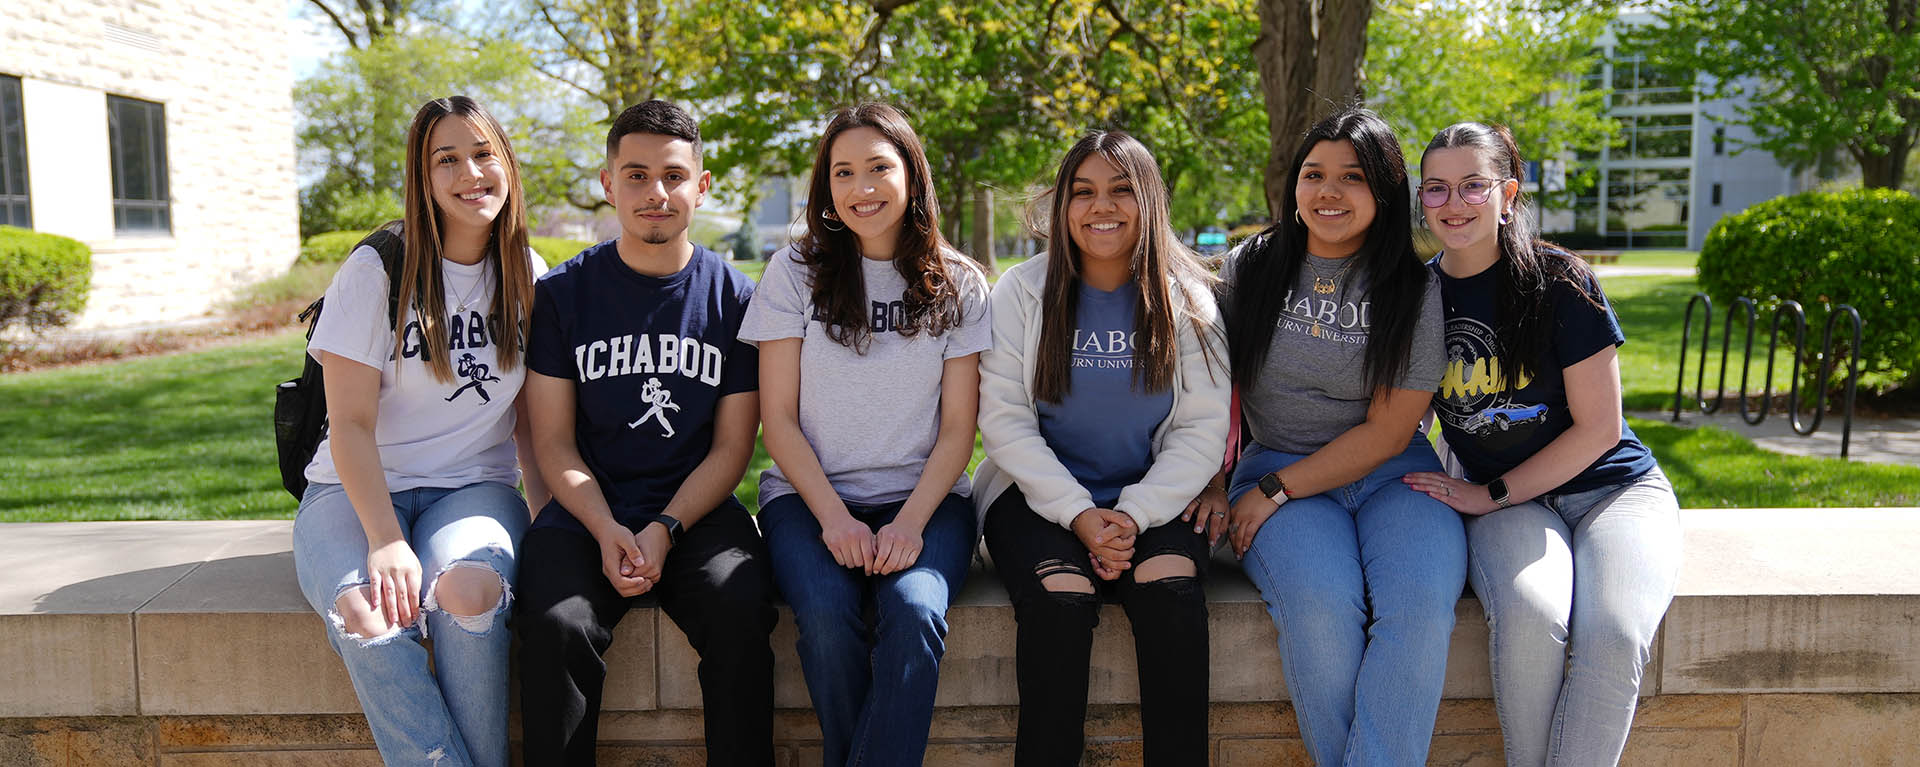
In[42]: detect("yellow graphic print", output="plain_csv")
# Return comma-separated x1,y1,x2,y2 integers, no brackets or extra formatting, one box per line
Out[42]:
1439,355,1532,399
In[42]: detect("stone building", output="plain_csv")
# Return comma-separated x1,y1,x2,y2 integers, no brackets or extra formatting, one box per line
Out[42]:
1,0,297,330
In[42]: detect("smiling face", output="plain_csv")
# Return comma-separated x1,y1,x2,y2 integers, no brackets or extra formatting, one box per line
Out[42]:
1421,146,1515,259
827,126,911,258
426,117,511,238
600,132,710,246
1294,139,1378,258
1065,152,1141,272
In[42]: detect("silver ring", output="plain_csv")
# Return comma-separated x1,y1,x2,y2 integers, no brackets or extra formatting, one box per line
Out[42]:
1445,487,1453,497
1210,511,1227,518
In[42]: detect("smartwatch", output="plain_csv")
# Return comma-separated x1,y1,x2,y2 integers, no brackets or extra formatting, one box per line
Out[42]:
1257,471,1292,506
648,515,684,546
1488,478,1513,509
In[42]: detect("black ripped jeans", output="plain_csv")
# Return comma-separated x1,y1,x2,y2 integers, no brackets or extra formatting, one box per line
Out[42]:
982,485,1210,767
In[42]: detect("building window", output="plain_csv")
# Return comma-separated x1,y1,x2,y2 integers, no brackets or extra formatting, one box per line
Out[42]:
0,75,27,228
1713,127,1726,155
108,95,170,234
1712,183,1723,206
1610,54,1693,108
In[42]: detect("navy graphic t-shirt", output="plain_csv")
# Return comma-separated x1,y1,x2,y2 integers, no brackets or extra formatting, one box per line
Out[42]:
1036,279,1173,507
1428,252,1655,495
526,241,759,533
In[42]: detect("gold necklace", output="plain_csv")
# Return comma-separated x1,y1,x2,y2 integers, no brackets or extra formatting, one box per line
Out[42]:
1305,255,1355,295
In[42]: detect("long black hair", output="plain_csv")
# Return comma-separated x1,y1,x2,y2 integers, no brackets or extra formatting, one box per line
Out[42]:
1422,122,1600,387
1224,107,1429,394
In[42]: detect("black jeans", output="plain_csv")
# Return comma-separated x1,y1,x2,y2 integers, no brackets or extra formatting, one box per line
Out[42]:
515,501,777,766
982,485,1210,767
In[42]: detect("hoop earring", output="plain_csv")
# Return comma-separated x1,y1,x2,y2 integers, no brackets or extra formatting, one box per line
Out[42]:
821,207,846,233
1293,209,1303,225
1499,210,1513,225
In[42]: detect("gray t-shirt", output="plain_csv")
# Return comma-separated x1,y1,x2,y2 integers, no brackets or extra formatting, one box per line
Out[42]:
738,248,992,505
1224,240,1444,454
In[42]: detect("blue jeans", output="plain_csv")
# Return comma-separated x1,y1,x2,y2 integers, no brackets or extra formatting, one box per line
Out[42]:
292,481,529,767
1229,436,1468,767
1465,466,1680,767
758,492,976,767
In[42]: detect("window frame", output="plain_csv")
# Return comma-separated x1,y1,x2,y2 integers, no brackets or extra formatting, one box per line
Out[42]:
107,94,171,235
0,74,28,228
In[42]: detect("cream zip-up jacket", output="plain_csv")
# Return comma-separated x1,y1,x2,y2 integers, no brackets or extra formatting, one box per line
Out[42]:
973,251,1232,532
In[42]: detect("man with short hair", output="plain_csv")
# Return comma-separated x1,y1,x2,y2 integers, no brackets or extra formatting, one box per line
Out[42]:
516,99,775,767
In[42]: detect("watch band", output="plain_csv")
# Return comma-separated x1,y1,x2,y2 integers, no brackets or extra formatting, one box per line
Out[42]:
1488,478,1512,509
649,515,683,546
1257,471,1292,505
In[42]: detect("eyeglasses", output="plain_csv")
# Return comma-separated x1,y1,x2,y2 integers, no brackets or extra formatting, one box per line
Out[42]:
1419,178,1511,208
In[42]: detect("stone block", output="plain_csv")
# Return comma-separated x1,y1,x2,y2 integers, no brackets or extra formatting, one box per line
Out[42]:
0,717,150,767
655,604,797,709
1425,733,1506,767
158,752,383,766
600,608,659,711
1661,594,1920,693
153,715,371,749
1619,728,1740,767
1631,694,1742,730
1209,701,1296,737
1744,694,1920,766
1432,699,1499,734
587,745,710,766
0,614,137,716
593,709,708,743
1215,736,1313,767
134,611,358,715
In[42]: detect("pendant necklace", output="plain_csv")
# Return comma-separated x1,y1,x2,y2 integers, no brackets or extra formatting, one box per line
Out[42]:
1304,255,1354,338
450,269,489,314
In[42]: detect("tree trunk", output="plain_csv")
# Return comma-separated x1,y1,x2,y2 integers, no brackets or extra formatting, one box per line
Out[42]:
1856,138,1911,189
971,185,997,275
1251,0,1373,219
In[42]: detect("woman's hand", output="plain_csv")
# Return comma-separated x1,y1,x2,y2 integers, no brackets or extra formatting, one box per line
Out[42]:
1402,471,1500,515
1181,484,1231,546
366,539,423,627
821,512,878,571
1227,491,1279,560
872,518,925,575
1072,508,1136,580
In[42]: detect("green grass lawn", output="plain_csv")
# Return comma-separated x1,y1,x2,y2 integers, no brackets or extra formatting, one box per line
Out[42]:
5,253,1913,522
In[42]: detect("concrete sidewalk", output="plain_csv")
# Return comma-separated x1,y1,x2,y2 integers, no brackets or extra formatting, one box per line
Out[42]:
1631,409,1920,465
1594,265,1696,278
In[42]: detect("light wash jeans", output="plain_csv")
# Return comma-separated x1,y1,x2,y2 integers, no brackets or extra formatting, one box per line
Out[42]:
757,491,976,767
1229,436,1468,767
292,481,529,767
1465,466,1681,767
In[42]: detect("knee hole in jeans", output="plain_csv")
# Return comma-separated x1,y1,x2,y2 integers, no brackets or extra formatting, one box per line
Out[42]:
422,558,511,634
330,586,402,646
1132,553,1196,583
1037,558,1095,595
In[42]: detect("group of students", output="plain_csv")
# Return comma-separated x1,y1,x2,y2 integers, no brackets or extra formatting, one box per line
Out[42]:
291,94,1680,767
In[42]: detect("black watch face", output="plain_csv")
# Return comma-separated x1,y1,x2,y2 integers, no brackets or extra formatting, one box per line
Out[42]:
1259,474,1281,497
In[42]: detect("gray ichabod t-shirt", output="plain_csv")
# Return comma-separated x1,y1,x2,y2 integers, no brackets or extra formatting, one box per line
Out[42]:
738,247,992,505
1223,238,1445,455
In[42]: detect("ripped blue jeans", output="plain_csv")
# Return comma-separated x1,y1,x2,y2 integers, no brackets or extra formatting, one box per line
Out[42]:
293,481,529,767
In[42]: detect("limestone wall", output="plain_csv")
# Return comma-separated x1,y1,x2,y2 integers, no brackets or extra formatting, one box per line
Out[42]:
3,510,1919,765
0,0,298,329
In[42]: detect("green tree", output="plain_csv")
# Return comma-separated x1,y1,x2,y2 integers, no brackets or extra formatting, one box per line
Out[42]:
296,32,598,235
1366,0,1616,209
303,0,429,48
1635,0,1920,189
1251,0,1372,218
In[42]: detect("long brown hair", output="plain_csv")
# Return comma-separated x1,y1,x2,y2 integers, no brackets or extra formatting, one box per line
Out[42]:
1031,130,1219,403
395,96,535,383
1422,121,1599,388
795,103,967,352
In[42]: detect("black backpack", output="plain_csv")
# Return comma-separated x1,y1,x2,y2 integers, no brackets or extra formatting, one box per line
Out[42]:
274,221,411,501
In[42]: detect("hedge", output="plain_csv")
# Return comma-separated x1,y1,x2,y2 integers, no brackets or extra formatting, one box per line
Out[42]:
302,230,593,270
1698,188,1920,390
0,226,92,337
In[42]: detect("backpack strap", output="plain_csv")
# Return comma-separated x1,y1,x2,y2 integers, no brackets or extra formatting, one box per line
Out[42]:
354,219,409,326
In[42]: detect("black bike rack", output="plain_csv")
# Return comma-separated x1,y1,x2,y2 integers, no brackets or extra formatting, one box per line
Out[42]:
1672,293,1863,458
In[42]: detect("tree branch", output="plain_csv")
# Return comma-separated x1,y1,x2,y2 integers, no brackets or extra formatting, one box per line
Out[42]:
308,0,363,49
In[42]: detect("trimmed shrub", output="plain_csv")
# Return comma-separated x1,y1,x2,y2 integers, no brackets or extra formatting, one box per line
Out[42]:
530,236,594,268
0,226,92,337
1699,188,1920,391
297,231,368,266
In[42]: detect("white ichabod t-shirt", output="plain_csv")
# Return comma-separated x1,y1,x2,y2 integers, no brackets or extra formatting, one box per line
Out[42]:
303,245,547,492
737,247,992,506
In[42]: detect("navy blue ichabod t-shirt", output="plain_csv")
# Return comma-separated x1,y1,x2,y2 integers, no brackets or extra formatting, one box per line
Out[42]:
526,241,759,533
1428,251,1656,495
1036,279,1173,508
